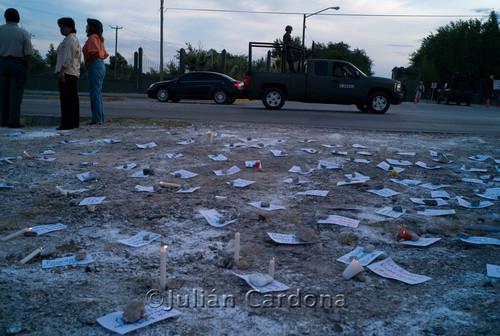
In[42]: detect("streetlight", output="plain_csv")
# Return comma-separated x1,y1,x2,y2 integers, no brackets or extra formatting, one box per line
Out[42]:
302,6,340,48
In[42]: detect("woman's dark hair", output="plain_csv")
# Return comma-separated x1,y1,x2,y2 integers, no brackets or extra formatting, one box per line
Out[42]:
86,18,104,42
4,8,20,23
57,17,76,34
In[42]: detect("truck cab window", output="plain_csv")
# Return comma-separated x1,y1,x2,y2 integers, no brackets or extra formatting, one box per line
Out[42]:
314,61,328,76
333,63,350,78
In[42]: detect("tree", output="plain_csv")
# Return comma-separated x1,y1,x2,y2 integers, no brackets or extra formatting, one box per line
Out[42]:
45,43,57,72
106,52,133,80
313,42,374,75
410,11,500,88
29,49,49,74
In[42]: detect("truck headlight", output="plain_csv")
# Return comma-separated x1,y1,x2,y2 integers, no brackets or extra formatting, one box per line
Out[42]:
394,83,402,92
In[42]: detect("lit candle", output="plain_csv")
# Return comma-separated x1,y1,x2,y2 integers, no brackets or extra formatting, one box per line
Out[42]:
19,247,43,265
269,258,275,278
23,150,31,158
1,227,31,241
342,258,364,280
160,245,168,290
234,232,240,263
206,130,213,144
159,181,181,188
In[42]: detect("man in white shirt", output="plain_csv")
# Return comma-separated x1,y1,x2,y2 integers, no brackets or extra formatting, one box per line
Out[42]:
0,8,33,128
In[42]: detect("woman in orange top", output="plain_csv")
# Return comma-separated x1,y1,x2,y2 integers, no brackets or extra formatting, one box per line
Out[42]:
82,18,108,124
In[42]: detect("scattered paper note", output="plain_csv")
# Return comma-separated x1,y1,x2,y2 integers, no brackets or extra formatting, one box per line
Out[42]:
267,233,314,244
78,196,106,206
456,196,493,208
415,161,441,169
170,169,198,179
131,171,149,178
136,142,157,149
297,190,329,197
399,237,441,247
377,162,404,173
337,246,384,266
288,166,314,175
115,163,137,170
377,206,406,218
270,149,288,157
31,223,67,235
40,150,56,155
317,215,360,228
317,160,341,169
420,183,450,190
460,237,500,246
165,153,183,159
81,150,99,156
410,198,448,206
386,158,412,166
367,188,399,197
301,148,317,154
39,157,56,162
176,140,195,145
228,178,255,188
486,264,500,278
118,231,161,247
214,165,241,176
417,209,456,216
177,186,200,193
390,178,421,186
208,154,228,161
42,254,94,269
367,257,431,284
135,185,155,192
232,272,290,293
76,171,100,182
199,209,237,227
248,202,285,211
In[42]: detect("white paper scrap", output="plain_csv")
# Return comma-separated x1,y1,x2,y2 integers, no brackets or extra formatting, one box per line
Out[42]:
224,142,246,148
390,178,421,186
60,140,78,144
267,232,314,244
317,215,360,228
397,152,416,156
282,178,308,185
40,150,56,155
456,196,493,209
288,166,314,175
118,231,161,247
115,163,137,170
461,165,488,172
321,144,342,148
417,209,456,216
81,150,99,156
170,169,198,179
298,139,315,143
337,180,365,186
367,257,431,284
229,178,255,188
352,144,368,148
415,161,441,170
31,223,67,235
377,162,405,173
42,254,94,269
317,160,341,170
76,171,100,182
270,149,288,157
336,246,384,266
332,151,348,156
176,186,200,193
399,237,441,247
103,139,121,144
356,151,372,156
97,307,181,335
232,272,290,293
136,142,157,149
468,155,490,161
353,158,371,163
208,154,228,161
301,148,318,154
367,188,399,197
248,202,285,211
477,187,500,200
176,140,195,145
78,196,106,206
431,190,453,199
460,237,500,246
486,264,500,278
214,165,240,176
386,158,412,166
420,183,450,190
461,178,484,184
130,171,149,178
410,198,448,206
165,153,183,159
199,209,237,227
297,190,329,197
345,172,370,182
39,157,56,162
429,150,438,157
135,185,155,192
377,206,406,218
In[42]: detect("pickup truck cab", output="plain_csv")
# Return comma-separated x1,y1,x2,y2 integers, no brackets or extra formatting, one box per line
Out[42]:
244,43,403,113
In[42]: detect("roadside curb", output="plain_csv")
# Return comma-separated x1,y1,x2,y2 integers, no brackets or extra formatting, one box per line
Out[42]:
47,96,128,102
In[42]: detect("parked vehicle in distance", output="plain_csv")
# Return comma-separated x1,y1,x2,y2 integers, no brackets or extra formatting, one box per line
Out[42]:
436,72,474,106
147,72,245,104
244,42,403,114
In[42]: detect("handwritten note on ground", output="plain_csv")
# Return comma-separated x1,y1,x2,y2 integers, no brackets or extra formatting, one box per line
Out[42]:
232,272,290,293
267,233,314,244
118,231,161,247
337,246,384,266
367,257,431,284
317,215,360,228
42,254,94,269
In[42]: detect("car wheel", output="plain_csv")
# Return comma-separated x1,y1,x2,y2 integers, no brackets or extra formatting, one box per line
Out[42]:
156,88,169,102
213,89,228,104
367,92,390,114
356,104,369,112
262,88,285,110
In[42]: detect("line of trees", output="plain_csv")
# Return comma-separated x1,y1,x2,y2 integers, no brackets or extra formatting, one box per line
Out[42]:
410,11,500,90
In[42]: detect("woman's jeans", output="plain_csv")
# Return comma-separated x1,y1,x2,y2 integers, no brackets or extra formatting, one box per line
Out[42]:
87,59,106,123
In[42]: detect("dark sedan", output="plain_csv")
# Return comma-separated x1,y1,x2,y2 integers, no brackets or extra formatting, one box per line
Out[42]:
147,72,244,104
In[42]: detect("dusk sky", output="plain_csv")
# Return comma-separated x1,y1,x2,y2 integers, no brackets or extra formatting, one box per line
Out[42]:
1,0,497,77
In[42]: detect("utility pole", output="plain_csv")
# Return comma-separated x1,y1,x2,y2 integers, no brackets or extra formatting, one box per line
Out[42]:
110,25,123,79
160,0,164,80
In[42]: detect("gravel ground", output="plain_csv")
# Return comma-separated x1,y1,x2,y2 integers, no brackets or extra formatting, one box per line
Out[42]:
0,120,499,336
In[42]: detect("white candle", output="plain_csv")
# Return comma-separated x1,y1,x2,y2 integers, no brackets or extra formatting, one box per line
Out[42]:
1,227,30,241
19,247,43,265
159,181,181,188
342,258,364,280
160,245,168,290
234,232,240,263
23,150,31,158
269,258,275,278
206,131,213,144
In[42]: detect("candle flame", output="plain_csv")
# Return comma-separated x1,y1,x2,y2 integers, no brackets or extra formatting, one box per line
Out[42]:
27,227,32,231
164,245,168,249
272,257,275,261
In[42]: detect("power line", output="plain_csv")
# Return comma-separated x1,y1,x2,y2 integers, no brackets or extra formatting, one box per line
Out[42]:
110,25,123,79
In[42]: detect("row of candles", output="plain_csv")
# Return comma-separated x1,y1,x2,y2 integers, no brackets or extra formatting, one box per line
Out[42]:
1,227,43,264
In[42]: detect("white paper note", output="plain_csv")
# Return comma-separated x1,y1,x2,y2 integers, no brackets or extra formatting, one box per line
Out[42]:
31,223,67,235
42,254,94,269
317,215,360,228
367,188,399,197
199,209,237,227
208,154,228,161
214,165,241,176
486,264,500,278
460,237,500,245
117,231,161,247
170,169,198,179
399,237,441,247
136,142,157,148
248,202,286,211
377,206,406,218
232,272,290,293
267,233,314,244
228,178,255,188
78,196,106,206
367,257,431,284
336,246,384,266
296,190,329,197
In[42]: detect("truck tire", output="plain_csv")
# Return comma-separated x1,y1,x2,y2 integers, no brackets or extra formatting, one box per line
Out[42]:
156,88,170,102
367,92,390,114
262,88,285,110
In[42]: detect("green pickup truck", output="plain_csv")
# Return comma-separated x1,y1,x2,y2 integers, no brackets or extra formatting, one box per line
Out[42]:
244,42,403,114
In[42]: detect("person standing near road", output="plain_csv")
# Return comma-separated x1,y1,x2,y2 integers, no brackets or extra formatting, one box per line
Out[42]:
83,18,108,125
0,8,33,128
415,81,425,102
283,25,296,73
55,17,81,130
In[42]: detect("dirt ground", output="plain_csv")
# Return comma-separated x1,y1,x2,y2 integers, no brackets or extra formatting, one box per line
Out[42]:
0,120,499,336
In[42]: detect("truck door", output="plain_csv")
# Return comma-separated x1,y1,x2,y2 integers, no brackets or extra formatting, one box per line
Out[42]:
330,62,364,103
306,60,331,103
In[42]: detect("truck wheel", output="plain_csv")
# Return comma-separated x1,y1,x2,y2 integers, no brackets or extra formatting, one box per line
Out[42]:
213,89,228,104
156,88,170,102
262,88,285,110
368,92,390,114
356,104,369,113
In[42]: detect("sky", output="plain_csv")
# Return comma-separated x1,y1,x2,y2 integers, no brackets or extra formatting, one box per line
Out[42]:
0,0,497,78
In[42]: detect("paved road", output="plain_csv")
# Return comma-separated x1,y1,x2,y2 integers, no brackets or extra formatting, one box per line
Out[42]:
21,95,500,134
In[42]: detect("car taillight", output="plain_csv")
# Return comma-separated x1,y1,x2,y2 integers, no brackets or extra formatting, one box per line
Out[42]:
244,75,250,87
233,82,243,89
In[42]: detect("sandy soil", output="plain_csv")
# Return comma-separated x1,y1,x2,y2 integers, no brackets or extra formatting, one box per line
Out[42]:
0,120,499,336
